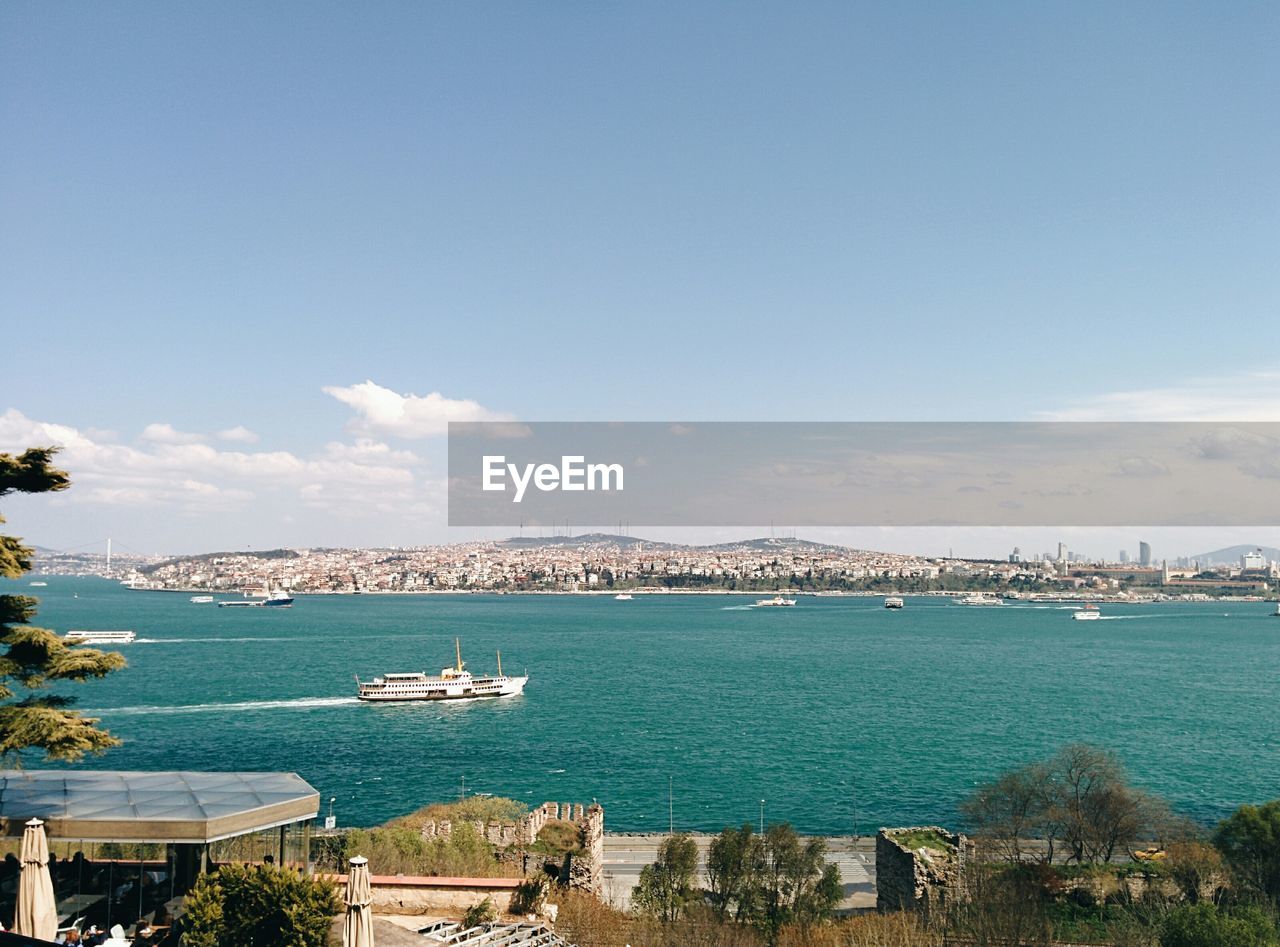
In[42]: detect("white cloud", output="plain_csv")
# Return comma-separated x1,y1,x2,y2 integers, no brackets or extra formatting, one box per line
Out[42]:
1043,369,1280,421
217,425,260,444
140,422,206,445
0,408,423,516
323,380,513,438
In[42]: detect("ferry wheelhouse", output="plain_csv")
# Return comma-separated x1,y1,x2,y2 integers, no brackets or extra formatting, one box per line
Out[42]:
356,640,528,703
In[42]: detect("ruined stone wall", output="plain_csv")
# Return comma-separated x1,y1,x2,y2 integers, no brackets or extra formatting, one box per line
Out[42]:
562,803,604,895
415,800,605,896
876,827,972,918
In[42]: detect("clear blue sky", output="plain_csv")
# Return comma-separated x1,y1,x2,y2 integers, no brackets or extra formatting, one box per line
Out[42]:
3,2,1279,552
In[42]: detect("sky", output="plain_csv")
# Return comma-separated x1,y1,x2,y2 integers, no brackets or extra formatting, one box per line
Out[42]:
2,2,1279,556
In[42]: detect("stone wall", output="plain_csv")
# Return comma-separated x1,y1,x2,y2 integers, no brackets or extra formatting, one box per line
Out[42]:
415,800,606,896
561,803,604,894
417,801,562,847
329,874,522,916
876,827,972,918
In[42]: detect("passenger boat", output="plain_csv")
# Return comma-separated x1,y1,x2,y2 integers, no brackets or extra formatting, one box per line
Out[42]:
29,581,47,587
217,589,294,608
190,595,214,604
955,594,1003,606
756,596,797,607
1072,604,1102,621
356,640,528,702
65,630,136,645
884,596,905,609
614,593,633,601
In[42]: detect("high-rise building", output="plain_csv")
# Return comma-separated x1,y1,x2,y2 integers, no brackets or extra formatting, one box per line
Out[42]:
1139,541,1152,567
1057,542,1067,562
1119,550,1129,564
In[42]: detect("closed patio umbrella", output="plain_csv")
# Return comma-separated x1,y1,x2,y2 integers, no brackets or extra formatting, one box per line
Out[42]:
343,855,373,947
14,817,57,940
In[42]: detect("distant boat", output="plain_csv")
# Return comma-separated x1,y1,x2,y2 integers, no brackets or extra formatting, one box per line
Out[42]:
1073,604,1102,621
1272,602,1280,617
190,595,214,604
29,581,47,587
884,596,904,609
614,593,633,601
955,594,1003,606
756,596,797,607
217,587,294,608
65,630,136,645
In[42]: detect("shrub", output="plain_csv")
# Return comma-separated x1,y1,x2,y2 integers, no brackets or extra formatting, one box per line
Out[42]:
511,874,551,915
1160,902,1278,947
461,896,499,929
179,864,338,947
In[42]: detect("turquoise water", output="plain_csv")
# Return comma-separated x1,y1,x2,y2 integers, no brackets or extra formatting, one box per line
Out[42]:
5,578,1278,834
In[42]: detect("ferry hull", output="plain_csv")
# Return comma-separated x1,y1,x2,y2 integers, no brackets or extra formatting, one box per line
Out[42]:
357,677,528,702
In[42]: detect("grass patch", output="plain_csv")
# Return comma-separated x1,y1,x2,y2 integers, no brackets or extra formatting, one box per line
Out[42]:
889,829,954,853
530,819,582,857
390,796,528,833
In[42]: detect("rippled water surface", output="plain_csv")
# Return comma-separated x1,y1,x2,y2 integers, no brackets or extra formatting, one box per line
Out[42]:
8,578,1278,833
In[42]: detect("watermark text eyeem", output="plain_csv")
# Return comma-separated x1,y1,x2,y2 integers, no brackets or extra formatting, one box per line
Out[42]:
481,455,624,503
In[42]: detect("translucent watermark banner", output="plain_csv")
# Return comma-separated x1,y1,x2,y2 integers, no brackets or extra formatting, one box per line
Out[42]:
447,422,1280,527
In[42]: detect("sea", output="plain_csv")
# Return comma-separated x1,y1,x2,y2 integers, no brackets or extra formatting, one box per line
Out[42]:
4,577,1277,835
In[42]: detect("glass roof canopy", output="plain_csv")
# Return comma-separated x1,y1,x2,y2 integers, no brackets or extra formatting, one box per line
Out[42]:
0,771,320,843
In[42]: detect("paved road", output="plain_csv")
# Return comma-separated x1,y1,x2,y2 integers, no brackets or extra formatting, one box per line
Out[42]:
602,834,876,912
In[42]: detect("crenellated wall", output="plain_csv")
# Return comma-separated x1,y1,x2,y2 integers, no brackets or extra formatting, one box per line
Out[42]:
415,800,605,895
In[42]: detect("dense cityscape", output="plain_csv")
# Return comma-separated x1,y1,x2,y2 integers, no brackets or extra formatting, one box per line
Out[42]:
29,535,1280,598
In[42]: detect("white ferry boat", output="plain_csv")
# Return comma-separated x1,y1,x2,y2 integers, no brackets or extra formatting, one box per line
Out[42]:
29,581,47,587
65,630,136,646
190,595,214,604
884,596,904,609
356,640,528,703
756,596,797,607
955,594,1003,606
614,593,633,601
1072,604,1102,621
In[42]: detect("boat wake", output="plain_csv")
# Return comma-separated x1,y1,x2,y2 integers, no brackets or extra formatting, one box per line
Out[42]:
720,605,755,611
133,636,296,644
89,696,360,716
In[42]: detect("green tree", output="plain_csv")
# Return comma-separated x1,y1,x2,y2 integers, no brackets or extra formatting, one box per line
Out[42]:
1161,903,1278,947
707,823,761,922
755,824,840,934
180,864,338,947
1215,801,1280,904
632,833,700,922
0,448,125,761
178,873,223,947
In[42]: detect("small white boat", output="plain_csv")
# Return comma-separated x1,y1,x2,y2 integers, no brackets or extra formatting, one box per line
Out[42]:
614,593,633,601
1272,602,1280,617
190,595,214,604
29,581,47,587
884,596,904,609
756,596,797,607
956,594,1003,606
65,630,136,645
1073,604,1102,621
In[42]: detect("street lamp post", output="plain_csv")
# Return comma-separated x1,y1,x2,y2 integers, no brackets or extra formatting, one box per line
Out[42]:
759,799,765,834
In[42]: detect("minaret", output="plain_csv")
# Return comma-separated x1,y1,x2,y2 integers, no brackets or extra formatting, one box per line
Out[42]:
106,537,112,572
